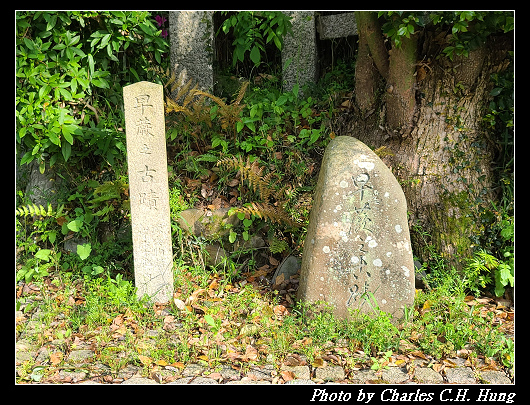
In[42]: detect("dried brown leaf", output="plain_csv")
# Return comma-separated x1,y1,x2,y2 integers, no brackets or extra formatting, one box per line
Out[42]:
281,370,296,381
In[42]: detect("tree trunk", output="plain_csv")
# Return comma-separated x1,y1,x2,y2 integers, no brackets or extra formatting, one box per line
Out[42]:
354,28,379,113
342,34,511,268
386,34,417,135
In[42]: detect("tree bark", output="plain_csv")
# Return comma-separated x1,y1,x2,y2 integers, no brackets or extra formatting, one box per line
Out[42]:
386,34,417,135
355,12,389,80
343,34,511,268
354,27,379,114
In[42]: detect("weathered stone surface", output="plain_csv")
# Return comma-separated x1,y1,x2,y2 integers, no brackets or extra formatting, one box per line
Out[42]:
169,11,214,93
282,11,318,94
169,377,219,384
124,81,173,303
24,160,61,206
315,365,346,381
478,370,512,384
414,367,444,383
297,136,415,320
381,367,409,383
281,365,311,380
285,379,316,384
317,13,357,40
177,208,239,239
67,349,94,364
445,367,476,384
121,377,159,385
272,256,301,286
182,363,205,377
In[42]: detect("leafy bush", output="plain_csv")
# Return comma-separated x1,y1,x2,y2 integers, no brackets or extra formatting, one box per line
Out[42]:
16,11,169,170
219,11,292,67
379,11,514,57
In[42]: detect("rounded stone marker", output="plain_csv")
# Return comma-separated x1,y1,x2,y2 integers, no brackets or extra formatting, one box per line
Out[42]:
297,136,415,321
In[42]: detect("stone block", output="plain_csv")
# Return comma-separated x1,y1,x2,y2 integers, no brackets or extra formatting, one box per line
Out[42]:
281,365,311,380
315,365,346,381
445,367,476,384
414,367,444,383
177,208,239,239
317,13,357,40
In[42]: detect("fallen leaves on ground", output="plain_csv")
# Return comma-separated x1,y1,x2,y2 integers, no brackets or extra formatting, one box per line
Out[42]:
16,265,514,384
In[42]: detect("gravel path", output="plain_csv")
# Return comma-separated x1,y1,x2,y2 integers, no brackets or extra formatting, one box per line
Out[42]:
16,341,513,384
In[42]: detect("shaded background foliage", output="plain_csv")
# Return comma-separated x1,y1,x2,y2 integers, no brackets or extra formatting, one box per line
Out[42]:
16,11,170,170
16,11,514,298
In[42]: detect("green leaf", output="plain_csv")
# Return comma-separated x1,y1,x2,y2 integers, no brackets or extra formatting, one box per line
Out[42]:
397,26,408,37
490,87,503,97
35,249,51,261
250,45,261,65
59,88,72,101
229,230,237,244
46,14,57,31
67,218,82,232
87,54,95,77
61,141,71,161
62,125,74,145
77,243,92,261
91,265,104,275
204,314,216,327
100,33,111,48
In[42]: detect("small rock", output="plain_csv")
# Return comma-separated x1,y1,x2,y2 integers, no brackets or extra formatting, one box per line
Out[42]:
315,365,345,381
479,370,512,384
445,367,476,384
272,256,301,286
182,363,205,377
285,379,316,384
414,367,444,384
225,378,270,384
350,369,380,383
203,243,227,267
121,377,159,384
169,377,219,384
247,364,275,381
64,237,88,254
117,364,140,380
281,365,311,380
219,365,241,381
67,349,94,364
177,208,239,239
59,370,87,382
381,367,409,383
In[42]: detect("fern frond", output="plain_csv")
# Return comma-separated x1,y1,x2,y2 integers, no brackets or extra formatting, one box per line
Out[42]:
233,202,300,227
216,155,244,171
165,77,212,127
234,81,249,105
217,156,300,227
16,203,55,218
194,90,227,108
181,83,200,108
269,237,290,254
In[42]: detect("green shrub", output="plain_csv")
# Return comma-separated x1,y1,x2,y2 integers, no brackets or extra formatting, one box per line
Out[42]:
16,11,169,170
219,11,292,67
